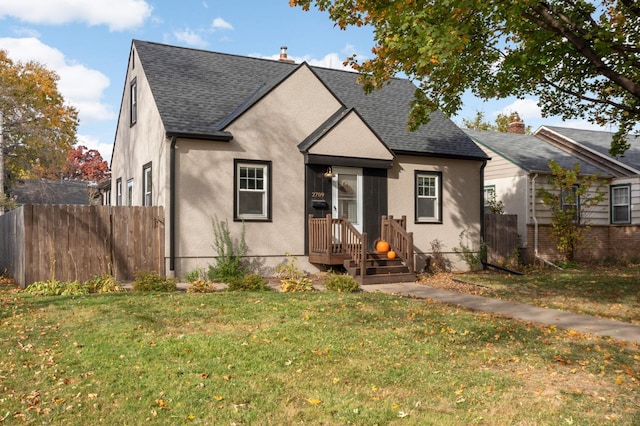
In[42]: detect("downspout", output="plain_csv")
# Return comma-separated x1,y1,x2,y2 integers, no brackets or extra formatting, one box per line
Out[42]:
531,173,562,269
480,160,487,269
169,136,177,273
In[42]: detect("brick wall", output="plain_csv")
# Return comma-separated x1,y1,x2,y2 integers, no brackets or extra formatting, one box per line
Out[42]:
524,224,640,263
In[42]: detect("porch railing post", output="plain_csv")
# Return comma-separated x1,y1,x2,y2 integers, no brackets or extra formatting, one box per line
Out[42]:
381,215,387,243
407,232,414,272
360,232,367,278
325,214,332,254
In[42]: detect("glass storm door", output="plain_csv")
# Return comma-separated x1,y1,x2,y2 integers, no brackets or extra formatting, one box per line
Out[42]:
332,167,363,233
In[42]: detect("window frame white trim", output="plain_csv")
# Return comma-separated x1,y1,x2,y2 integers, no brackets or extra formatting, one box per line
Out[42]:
126,178,134,206
234,159,272,221
142,162,152,206
415,170,443,224
610,184,631,224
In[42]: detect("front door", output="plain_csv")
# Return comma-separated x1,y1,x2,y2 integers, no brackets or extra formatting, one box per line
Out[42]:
332,166,363,233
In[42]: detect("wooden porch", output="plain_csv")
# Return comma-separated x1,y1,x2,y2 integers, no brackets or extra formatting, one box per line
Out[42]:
308,214,416,285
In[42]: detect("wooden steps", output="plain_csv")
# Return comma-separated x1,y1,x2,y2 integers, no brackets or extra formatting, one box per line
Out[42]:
344,252,416,285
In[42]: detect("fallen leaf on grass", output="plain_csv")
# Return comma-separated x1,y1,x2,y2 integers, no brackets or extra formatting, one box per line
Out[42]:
306,398,322,405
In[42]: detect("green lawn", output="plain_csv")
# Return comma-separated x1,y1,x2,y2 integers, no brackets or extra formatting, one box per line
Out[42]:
0,288,638,424
458,266,640,324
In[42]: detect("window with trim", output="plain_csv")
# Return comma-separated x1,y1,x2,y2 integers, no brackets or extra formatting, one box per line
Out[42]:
127,178,134,206
104,189,111,206
116,178,122,206
561,184,580,222
415,171,442,223
142,163,152,206
234,160,271,221
484,186,496,213
130,78,137,126
611,184,631,224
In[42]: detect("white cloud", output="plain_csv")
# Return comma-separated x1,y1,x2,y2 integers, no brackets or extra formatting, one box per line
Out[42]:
251,50,355,72
173,29,208,48
11,26,40,37
0,37,115,123
0,0,152,31
212,17,233,31
494,98,542,120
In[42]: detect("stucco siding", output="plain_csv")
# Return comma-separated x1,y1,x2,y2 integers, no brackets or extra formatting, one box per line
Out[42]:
308,111,393,160
388,155,484,271
486,175,529,246
110,47,168,210
171,65,343,277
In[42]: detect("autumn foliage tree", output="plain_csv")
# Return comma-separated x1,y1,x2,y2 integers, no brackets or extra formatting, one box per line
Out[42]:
0,49,78,193
462,111,532,133
64,145,110,183
292,0,640,155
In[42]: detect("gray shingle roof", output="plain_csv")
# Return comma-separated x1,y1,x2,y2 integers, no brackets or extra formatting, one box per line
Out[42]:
542,126,640,171
10,179,90,205
133,40,487,160
464,129,609,175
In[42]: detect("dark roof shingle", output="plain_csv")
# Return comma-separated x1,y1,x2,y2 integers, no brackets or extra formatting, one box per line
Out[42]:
133,40,487,160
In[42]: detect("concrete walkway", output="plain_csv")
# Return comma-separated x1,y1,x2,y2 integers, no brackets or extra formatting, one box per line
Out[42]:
363,282,640,346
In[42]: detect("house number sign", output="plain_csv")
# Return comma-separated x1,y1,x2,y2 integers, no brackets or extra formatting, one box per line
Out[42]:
311,192,325,199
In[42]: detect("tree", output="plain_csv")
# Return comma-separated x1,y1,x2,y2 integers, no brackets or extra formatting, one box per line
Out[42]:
64,145,110,183
0,50,78,192
462,111,532,133
291,0,640,155
537,160,605,262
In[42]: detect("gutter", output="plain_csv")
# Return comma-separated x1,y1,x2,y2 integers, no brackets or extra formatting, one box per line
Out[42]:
531,173,562,270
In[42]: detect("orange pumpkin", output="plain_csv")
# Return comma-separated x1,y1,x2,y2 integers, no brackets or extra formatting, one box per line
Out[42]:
376,240,390,253
387,250,397,259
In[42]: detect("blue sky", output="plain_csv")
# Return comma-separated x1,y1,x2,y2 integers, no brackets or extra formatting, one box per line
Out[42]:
0,0,607,164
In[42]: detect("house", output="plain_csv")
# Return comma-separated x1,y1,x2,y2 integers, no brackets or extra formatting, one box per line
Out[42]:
110,40,489,281
467,124,640,264
9,179,91,206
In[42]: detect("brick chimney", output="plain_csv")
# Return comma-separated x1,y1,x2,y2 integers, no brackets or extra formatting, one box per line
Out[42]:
507,116,525,134
278,46,295,63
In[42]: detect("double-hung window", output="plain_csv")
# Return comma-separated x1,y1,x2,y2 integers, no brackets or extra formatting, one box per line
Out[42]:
142,163,152,206
235,160,271,221
415,171,442,223
611,185,631,224
116,178,122,206
561,184,580,222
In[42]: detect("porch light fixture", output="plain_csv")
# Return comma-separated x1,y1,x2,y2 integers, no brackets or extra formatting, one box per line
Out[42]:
323,167,335,179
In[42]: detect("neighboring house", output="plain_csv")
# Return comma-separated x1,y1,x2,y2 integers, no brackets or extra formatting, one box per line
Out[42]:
467,125,640,263
10,179,91,205
110,40,489,281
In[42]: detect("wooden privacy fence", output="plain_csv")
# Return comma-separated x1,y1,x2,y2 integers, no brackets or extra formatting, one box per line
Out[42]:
0,205,164,287
484,213,518,265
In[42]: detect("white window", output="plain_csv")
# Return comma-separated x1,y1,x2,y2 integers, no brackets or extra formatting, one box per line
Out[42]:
116,178,122,206
484,186,496,213
235,161,271,221
130,79,137,125
143,163,152,206
416,171,442,223
611,185,630,224
127,178,134,206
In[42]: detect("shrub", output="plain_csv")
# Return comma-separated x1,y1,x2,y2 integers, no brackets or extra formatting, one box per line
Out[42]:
324,271,359,293
24,279,89,296
428,239,451,273
132,271,177,292
279,277,314,293
208,216,249,282
187,279,216,293
276,254,315,293
226,273,271,292
84,274,122,294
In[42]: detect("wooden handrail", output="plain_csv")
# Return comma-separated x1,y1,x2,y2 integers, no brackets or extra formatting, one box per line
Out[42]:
381,215,414,272
342,218,366,277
